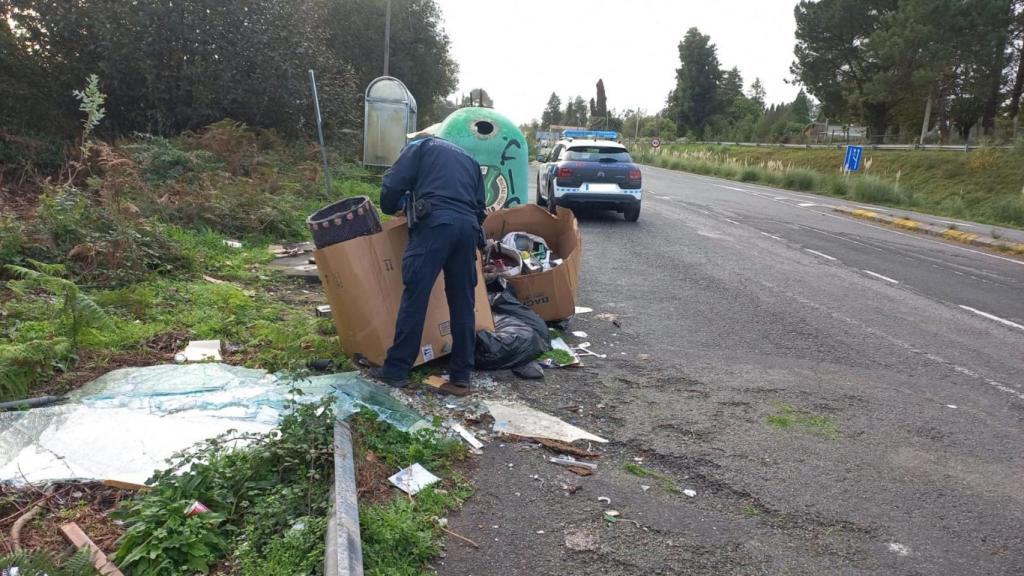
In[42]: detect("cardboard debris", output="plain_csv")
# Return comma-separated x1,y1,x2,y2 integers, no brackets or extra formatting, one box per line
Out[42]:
483,206,581,321
179,340,222,362
389,463,440,496
485,400,608,444
60,522,126,576
450,422,484,453
314,217,494,367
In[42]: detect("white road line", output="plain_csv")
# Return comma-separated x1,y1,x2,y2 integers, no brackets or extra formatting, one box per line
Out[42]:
958,305,1024,332
724,218,740,225
715,184,749,192
760,232,782,240
773,197,788,200
805,249,837,261
798,202,817,207
863,270,899,284
939,220,975,227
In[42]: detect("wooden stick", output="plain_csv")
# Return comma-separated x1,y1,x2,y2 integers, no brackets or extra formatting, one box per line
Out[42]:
440,526,479,548
60,522,126,576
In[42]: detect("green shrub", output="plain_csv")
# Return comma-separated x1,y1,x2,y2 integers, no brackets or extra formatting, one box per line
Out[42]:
669,158,683,170
989,196,1024,227
851,176,902,205
739,167,763,182
716,164,739,179
782,169,819,191
0,214,25,267
827,177,850,197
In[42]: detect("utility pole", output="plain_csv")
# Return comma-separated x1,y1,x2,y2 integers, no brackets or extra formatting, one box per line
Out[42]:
919,93,932,146
383,0,391,76
634,108,642,141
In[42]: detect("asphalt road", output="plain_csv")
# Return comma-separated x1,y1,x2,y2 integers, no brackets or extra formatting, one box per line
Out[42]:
437,166,1024,575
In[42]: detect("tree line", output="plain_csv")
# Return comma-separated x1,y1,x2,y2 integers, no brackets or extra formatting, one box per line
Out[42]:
792,0,1023,143
0,0,457,144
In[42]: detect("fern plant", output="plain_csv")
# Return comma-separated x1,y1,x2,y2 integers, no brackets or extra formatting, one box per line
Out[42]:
1,261,110,401
6,260,111,349
0,549,99,575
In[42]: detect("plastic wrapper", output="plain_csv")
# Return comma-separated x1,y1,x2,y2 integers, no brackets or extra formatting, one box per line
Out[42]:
0,364,425,485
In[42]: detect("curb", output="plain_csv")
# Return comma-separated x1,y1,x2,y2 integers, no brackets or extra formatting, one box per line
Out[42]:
834,206,1024,257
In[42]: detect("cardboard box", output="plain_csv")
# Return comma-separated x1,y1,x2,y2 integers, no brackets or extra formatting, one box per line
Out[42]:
483,205,582,321
314,218,494,367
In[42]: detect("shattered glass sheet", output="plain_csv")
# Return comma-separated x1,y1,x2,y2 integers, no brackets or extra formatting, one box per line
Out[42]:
0,364,425,485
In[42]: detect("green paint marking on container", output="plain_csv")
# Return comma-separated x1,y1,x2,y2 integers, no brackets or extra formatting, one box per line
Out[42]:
437,108,528,212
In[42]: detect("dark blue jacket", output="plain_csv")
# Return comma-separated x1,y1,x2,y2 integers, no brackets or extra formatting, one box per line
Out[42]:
380,137,486,227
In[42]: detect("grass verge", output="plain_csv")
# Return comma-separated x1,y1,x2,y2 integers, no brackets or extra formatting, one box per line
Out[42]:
637,143,1024,229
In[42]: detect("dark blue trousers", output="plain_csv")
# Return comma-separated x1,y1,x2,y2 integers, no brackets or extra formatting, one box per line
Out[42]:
383,218,478,381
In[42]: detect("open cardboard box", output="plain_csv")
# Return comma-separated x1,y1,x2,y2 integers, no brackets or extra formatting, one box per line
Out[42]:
483,205,582,321
314,218,494,367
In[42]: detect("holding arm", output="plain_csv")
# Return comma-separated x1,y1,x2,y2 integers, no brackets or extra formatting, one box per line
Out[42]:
380,141,422,215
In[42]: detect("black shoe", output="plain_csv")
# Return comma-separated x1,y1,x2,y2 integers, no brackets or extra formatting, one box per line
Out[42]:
449,377,472,389
368,367,408,389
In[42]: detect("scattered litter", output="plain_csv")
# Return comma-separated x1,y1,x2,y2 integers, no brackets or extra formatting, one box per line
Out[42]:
683,489,697,498
202,274,227,284
511,361,545,380
177,339,222,362
573,342,607,359
549,456,597,470
184,501,211,517
539,337,581,368
531,437,600,459
223,239,243,248
61,521,126,576
421,375,473,397
315,304,332,318
571,331,588,338
641,485,651,492
603,510,620,523
597,496,611,504
0,395,64,412
595,312,618,322
0,365,426,484
887,542,911,556
450,422,484,453
945,404,957,409
638,354,652,361
485,400,608,444
389,463,440,496
574,306,593,314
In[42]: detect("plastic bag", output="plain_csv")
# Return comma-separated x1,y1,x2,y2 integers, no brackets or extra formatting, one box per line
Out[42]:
474,288,551,370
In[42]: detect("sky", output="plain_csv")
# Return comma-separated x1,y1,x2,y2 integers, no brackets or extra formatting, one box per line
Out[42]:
433,0,803,125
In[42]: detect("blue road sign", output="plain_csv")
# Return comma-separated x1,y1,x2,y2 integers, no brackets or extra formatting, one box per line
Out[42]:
843,145,863,172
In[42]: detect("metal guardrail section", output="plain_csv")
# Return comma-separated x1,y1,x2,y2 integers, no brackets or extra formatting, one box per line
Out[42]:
627,140,1017,152
326,421,364,576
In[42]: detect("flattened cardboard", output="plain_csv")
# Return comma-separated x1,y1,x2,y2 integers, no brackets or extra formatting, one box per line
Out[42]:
314,218,493,367
483,205,582,321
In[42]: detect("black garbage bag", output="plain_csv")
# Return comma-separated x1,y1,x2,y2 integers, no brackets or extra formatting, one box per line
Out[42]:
475,288,552,370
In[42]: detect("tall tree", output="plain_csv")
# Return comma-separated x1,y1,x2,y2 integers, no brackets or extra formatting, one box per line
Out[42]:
749,78,767,111
541,92,563,127
564,99,576,126
594,79,609,123
792,0,899,139
672,27,723,138
573,96,589,127
790,90,812,124
326,0,458,125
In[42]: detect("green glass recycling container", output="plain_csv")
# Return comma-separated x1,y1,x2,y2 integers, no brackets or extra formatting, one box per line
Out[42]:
437,108,528,212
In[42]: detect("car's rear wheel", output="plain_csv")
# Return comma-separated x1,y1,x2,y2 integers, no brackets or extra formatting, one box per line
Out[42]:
547,183,558,214
536,175,547,206
623,204,641,222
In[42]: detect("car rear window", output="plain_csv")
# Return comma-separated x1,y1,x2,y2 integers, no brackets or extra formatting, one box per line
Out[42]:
564,146,631,162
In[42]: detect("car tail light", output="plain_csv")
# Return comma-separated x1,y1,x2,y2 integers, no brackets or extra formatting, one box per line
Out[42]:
629,169,642,180
557,167,573,178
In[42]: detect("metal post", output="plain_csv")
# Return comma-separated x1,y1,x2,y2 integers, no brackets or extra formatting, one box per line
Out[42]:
383,0,391,76
309,70,332,197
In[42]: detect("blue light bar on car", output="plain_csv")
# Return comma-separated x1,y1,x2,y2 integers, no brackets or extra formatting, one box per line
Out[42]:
562,129,619,140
